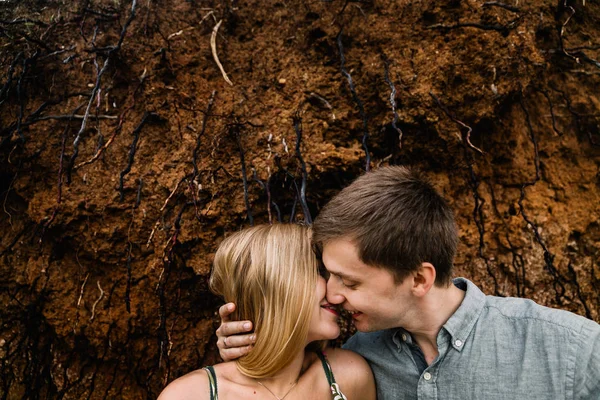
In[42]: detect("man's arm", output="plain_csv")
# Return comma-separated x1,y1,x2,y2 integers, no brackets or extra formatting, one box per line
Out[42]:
215,303,256,361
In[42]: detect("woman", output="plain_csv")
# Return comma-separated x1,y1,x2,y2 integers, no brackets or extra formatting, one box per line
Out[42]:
158,224,375,400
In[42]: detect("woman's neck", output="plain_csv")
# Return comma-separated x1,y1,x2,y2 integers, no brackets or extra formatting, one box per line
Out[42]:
237,350,308,396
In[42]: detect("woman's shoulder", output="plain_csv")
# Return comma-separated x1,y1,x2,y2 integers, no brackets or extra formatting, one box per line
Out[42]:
322,348,376,400
157,368,211,400
323,347,370,370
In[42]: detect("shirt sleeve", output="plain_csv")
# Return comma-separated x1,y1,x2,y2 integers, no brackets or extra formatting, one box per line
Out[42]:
573,320,600,399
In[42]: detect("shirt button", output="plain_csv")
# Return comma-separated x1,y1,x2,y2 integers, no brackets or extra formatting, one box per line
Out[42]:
401,334,408,342
423,372,432,381
455,339,463,347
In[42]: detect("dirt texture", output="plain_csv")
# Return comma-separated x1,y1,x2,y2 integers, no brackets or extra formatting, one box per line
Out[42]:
1,0,599,398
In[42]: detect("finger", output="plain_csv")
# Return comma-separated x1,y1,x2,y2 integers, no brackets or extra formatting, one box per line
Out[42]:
216,321,253,338
223,333,255,349
218,303,236,321
221,345,254,362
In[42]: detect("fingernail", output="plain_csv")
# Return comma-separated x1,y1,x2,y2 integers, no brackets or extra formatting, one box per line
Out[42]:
228,304,234,311
243,322,252,330
250,335,256,342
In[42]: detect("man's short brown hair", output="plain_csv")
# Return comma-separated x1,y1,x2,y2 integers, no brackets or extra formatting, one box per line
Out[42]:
312,166,458,286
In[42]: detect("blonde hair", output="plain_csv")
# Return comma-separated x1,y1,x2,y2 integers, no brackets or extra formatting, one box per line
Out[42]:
210,224,319,379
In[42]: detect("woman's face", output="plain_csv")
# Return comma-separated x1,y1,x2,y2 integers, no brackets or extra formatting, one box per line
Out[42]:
306,275,341,343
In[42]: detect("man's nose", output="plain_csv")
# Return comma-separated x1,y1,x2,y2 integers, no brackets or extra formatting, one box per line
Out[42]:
326,278,345,305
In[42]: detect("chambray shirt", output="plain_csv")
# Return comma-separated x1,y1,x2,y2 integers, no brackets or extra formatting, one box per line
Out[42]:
344,278,600,400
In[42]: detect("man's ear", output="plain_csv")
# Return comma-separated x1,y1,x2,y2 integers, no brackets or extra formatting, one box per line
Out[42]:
411,262,436,297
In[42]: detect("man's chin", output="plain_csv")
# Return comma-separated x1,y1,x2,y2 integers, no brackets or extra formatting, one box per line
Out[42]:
352,318,376,333
353,318,391,333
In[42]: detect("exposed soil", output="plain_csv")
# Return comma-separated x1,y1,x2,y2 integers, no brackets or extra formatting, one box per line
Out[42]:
1,0,599,398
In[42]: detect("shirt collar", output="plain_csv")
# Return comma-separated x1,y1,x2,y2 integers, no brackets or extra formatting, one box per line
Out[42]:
441,277,486,352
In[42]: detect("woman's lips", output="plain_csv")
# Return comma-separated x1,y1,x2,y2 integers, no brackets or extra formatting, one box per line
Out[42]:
321,304,339,316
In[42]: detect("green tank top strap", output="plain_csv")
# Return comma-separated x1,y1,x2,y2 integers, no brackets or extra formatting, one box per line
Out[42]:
203,366,218,400
316,351,336,386
316,351,348,400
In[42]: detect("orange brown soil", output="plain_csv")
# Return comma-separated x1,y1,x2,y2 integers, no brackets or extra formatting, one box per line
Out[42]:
0,0,599,398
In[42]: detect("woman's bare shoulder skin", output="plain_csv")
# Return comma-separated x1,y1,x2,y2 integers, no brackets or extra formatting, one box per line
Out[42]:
323,348,376,400
157,368,210,400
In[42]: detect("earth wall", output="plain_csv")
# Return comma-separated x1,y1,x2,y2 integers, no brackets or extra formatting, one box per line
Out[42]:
0,0,599,398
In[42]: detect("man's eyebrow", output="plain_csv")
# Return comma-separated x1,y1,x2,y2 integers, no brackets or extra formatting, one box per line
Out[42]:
328,270,360,281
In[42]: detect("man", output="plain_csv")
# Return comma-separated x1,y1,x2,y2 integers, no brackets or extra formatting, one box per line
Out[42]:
216,166,600,399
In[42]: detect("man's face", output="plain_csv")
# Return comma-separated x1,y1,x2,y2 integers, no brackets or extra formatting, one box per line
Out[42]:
322,237,415,332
